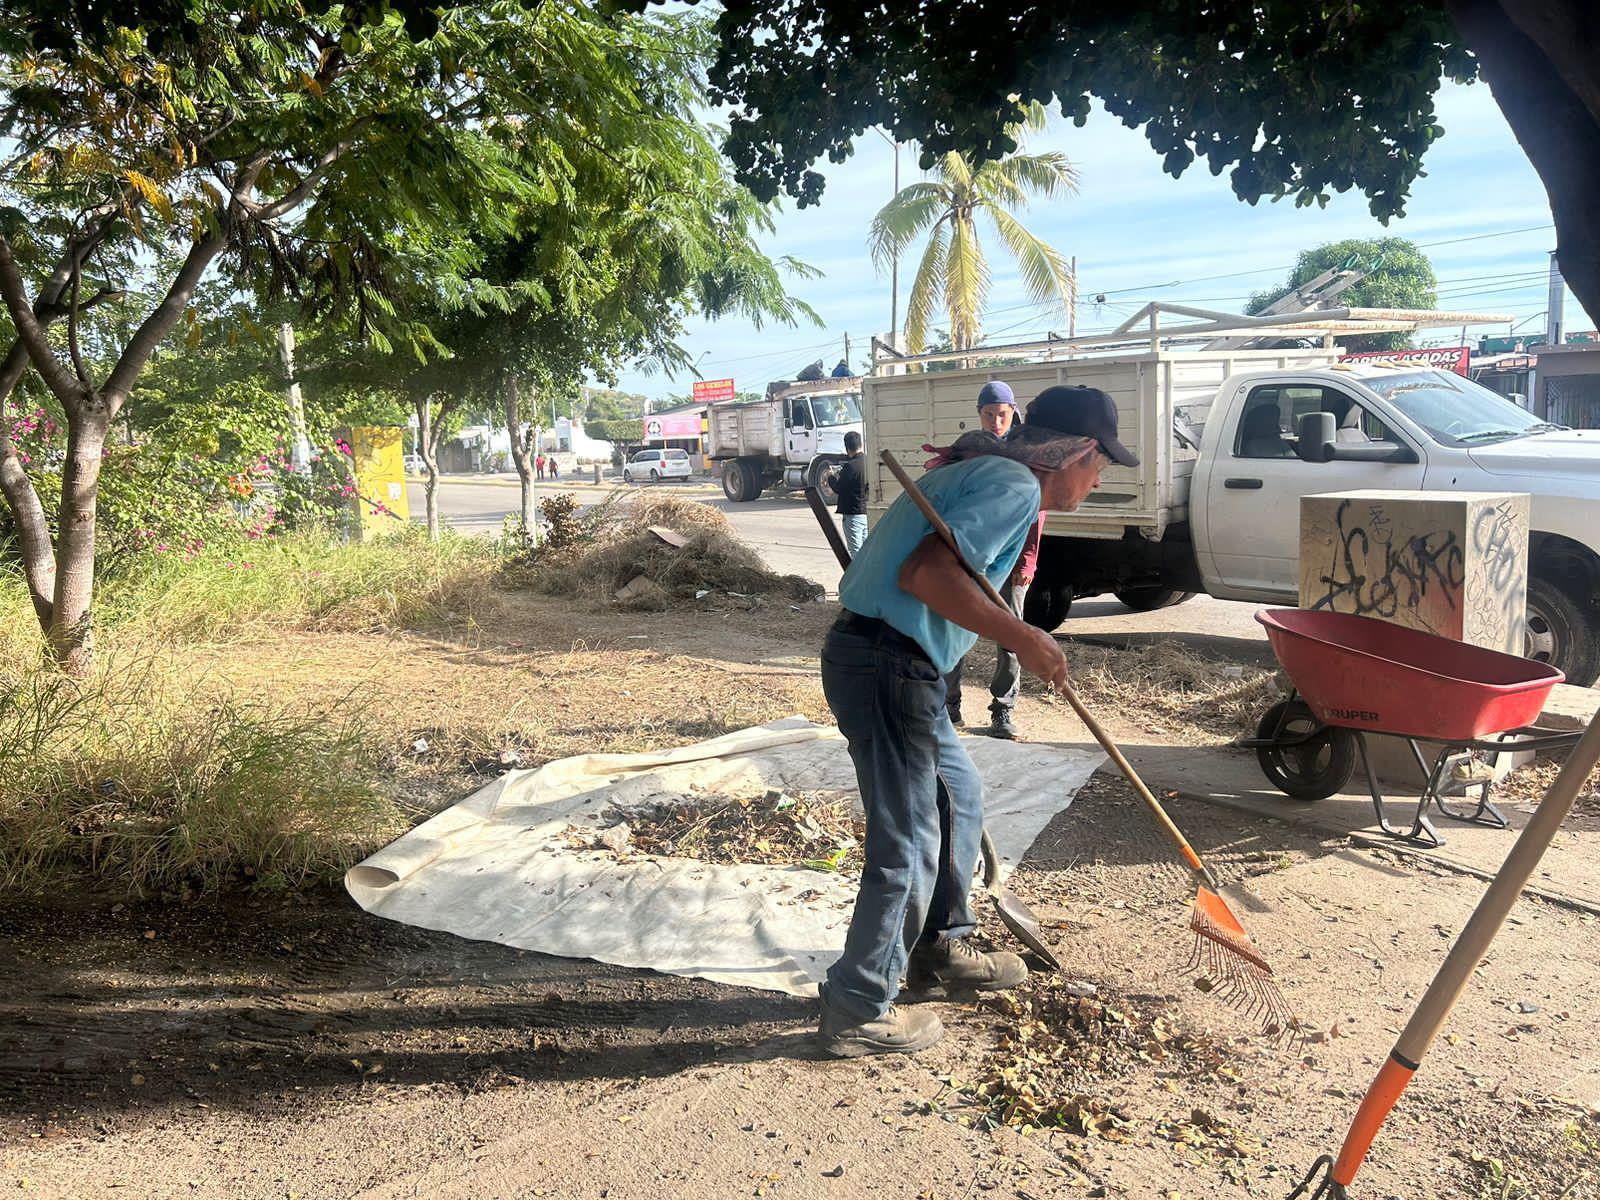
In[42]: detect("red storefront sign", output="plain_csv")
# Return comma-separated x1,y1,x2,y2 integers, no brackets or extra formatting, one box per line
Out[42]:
691,378,736,403
1339,346,1470,376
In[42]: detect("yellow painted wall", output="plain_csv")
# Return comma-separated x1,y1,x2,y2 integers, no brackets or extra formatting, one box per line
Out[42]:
343,426,410,541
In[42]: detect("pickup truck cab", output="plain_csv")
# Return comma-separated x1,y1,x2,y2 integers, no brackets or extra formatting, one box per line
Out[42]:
1039,363,1600,684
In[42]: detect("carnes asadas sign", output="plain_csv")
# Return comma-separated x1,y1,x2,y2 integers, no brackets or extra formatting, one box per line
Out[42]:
1339,346,1470,376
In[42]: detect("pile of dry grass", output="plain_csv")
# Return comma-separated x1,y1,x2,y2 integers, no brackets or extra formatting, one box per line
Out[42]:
1063,640,1283,744
529,493,823,609
613,789,864,872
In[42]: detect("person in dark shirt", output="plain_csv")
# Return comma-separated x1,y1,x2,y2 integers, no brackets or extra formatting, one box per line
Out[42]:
833,430,870,555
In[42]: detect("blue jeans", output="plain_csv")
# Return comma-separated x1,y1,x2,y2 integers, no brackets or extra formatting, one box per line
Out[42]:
841,514,868,557
820,613,984,1022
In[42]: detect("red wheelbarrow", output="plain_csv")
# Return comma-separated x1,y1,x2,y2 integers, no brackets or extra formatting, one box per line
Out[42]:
1242,609,1578,846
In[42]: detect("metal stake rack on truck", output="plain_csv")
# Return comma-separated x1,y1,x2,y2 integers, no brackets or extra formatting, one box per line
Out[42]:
861,303,1600,687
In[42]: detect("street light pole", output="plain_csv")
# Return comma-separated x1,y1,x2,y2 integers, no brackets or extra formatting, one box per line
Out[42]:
874,128,901,342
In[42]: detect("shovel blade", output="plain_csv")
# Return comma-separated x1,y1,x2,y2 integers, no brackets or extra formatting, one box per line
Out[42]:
991,888,1062,971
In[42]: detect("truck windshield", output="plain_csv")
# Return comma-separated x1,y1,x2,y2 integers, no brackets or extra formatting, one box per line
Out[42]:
1362,370,1563,446
808,392,862,427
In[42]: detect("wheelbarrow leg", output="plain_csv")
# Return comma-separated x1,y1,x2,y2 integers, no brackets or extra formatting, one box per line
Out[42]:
1354,732,1444,848
1427,737,1510,829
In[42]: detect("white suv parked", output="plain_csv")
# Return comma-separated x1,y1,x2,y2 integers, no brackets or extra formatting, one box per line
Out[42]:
623,448,693,483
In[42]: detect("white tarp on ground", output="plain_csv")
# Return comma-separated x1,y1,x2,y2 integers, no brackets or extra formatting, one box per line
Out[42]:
346,718,1102,996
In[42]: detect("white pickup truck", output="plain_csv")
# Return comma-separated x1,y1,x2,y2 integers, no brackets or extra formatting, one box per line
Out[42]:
864,325,1600,685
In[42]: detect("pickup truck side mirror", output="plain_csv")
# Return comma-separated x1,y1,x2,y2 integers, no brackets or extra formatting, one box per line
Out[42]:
1295,412,1336,463
1294,410,1419,465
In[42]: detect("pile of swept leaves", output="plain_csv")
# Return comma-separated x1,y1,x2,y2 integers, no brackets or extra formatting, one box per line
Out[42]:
1496,754,1600,817
521,492,823,610
1065,640,1283,744
616,788,865,872
960,976,1251,1157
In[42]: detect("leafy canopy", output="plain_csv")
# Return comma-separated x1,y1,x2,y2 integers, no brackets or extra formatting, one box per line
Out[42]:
614,0,1474,226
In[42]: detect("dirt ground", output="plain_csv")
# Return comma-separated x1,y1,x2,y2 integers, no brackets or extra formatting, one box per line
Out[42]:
2,588,1598,1200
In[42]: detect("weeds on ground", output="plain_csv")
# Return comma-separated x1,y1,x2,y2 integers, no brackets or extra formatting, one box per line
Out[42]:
0,654,399,896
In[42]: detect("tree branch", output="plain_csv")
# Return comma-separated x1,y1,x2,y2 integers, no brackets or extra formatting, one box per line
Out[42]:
100,230,228,408
67,265,90,386
0,235,86,406
253,122,373,222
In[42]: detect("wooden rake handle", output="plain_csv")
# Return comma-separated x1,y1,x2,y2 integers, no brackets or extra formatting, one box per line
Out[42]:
879,449,1215,885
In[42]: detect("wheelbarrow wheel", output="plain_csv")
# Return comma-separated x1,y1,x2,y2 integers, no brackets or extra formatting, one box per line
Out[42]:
1255,699,1358,802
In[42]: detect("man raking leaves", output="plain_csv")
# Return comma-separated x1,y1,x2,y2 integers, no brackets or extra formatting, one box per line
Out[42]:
817,386,1131,1058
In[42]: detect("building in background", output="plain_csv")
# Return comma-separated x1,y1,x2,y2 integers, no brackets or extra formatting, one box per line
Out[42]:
643,402,709,470
1532,344,1600,430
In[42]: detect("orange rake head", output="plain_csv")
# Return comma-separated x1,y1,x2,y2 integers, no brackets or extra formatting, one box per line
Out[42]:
1186,885,1296,1035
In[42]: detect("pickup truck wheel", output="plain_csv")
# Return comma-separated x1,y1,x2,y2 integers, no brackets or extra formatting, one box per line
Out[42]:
1023,583,1072,632
1526,576,1600,687
1112,585,1196,612
1254,699,1358,802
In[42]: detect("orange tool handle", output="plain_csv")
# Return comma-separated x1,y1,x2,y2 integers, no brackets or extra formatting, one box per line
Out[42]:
879,449,1215,885
1330,1052,1417,1185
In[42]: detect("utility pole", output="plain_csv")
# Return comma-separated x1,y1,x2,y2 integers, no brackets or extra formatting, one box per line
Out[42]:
843,332,851,372
276,323,313,472
1547,252,1565,346
889,139,900,339
1068,255,1077,340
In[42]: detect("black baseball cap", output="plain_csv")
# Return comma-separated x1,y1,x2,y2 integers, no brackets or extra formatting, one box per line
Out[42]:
1023,385,1138,468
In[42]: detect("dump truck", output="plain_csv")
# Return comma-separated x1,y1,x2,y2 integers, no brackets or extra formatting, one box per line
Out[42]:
862,304,1600,686
708,377,864,502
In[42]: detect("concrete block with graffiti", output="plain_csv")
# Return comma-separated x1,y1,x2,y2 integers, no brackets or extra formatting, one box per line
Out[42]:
1299,490,1529,654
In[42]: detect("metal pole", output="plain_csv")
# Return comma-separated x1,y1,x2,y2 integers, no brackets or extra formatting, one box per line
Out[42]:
890,139,900,339
1068,255,1077,340
1547,251,1565,345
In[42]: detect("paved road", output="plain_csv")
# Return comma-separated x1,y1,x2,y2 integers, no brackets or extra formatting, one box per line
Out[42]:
412,473,1268,653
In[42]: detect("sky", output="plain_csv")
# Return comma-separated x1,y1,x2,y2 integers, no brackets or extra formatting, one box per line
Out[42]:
612,79,1593,402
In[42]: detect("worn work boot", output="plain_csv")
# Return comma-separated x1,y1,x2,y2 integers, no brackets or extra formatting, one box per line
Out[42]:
947,702,964,727
817,1003,945,1058
905,936,1028,996
987,706,1018,740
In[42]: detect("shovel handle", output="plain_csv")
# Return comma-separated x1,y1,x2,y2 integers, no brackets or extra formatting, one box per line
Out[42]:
879,449,1213,883
804,486,853,570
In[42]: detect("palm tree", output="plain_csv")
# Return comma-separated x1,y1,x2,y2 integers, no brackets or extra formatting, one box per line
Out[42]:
869,103,1079,354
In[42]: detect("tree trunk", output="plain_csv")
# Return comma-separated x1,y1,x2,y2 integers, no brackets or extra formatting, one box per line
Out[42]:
504,376,535,545
415,395,440,541
1449,0,1600,326
0,345,57,629
48,413,109,675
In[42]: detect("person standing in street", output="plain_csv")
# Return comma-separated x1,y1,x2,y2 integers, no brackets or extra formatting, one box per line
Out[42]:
817,385,1138,1058
536,452,546,481
943,381,1045,740
833,430,870,556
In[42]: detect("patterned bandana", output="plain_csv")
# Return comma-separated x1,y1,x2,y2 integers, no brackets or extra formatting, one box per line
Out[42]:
921,428,1099,473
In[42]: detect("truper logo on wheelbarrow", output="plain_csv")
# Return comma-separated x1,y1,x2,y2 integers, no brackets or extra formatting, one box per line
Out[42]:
1325,706,1381,723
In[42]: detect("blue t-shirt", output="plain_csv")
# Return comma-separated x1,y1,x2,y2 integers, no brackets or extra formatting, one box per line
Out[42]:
839,455,1040,672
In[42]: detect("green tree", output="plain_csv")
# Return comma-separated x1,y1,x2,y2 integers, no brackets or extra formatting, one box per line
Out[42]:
868,104,1077,354
620,1,1600,334
1248,238,1438,351
0,0,725,670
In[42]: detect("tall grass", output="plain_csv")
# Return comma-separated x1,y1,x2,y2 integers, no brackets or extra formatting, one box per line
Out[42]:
104,526,497,640
0,655,401,895
0,528,494,895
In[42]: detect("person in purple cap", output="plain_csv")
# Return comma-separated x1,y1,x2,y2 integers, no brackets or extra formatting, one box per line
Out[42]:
945,379,1039,739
